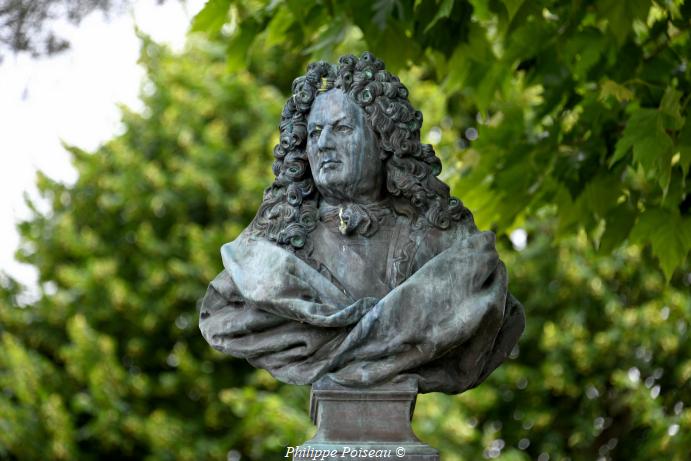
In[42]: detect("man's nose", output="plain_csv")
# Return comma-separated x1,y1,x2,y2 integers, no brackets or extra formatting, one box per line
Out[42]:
317,126,335,151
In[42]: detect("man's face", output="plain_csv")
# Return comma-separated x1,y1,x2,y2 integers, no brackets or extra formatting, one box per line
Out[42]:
306,89,384,204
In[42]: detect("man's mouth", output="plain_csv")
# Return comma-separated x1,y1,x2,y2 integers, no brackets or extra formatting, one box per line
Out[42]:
320,159,342,170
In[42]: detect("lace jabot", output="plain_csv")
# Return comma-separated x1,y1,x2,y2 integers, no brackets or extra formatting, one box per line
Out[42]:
319,198,395,237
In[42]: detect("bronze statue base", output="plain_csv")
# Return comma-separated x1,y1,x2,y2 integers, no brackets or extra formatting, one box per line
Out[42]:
293,375,439,461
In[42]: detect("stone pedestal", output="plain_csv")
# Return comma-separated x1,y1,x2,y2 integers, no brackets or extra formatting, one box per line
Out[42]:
293,375,439,461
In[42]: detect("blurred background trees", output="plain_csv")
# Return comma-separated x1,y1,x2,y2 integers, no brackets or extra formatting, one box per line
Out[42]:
1,0,131,59
0,0,174,60
1,1,690,460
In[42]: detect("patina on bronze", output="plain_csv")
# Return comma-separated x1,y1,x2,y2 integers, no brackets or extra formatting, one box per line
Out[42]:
199,52,525,459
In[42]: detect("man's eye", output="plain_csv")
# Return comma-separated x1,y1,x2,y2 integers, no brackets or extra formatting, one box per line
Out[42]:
335,125,352,134
309,130,320,139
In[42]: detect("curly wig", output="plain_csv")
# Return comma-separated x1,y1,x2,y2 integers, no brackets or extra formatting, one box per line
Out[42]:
249,52,465,249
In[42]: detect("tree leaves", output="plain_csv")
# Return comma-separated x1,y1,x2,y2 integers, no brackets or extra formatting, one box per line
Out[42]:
500,0,525,23
114,0,691,278
599,0,651,45
612,108,674,191
226,19,260,72
2,37,310,460
630,207,691,280
599,79,634,102
599,203,637,253
190,0,232,35
3,3,691,460
423,0,454,33
373,0,404,29
677,117,691,176
264,5,295,48
660,86,684,130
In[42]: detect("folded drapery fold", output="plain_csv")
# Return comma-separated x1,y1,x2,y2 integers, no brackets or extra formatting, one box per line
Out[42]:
200,228,524,394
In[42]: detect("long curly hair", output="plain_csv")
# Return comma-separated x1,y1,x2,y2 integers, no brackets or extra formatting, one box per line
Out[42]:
249,52,465,249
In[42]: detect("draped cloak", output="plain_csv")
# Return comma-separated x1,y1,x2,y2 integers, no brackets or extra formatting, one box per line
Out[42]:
199,209,525,394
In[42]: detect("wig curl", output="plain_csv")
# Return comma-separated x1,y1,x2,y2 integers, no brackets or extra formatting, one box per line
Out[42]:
250,52,466,249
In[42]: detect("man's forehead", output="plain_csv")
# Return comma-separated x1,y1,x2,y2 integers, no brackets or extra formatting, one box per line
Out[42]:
308,90,360,126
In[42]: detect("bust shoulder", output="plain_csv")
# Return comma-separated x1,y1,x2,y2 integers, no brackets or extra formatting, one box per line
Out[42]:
408,206,479,275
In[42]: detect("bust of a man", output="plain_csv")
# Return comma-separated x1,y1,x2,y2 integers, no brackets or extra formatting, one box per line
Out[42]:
200,52,524,394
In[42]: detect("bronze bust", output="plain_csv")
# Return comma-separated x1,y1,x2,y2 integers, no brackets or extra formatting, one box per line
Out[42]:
199,52,524,394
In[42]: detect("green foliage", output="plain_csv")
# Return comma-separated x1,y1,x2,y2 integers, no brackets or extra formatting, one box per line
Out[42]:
190,0,232,35
192,0,691,279
1,37,312,460
2,1,691,460
415,223,691,460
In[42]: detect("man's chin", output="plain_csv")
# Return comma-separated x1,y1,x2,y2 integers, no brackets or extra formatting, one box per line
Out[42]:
315,173,347,189
314,176,352,198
